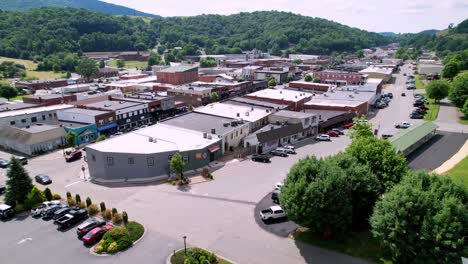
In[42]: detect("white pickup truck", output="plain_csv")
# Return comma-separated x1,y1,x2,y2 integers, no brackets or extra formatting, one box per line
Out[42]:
395,122,412,129
31,200,61,217
260,205,286,221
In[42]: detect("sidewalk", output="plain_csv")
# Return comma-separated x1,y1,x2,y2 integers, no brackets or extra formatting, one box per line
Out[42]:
433,140,468,174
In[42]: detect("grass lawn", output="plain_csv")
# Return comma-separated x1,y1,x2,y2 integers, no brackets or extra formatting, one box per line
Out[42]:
0,56,62,80
9,94,31,101
108,59,148,69
446,156,468,189
292,229,391,263
415,76,425,90
458,118,468,125
170,248,232,264
424,98,440,121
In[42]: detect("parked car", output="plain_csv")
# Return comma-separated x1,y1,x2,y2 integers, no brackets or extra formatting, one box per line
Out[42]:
259,205,286,221
269,149,288,157
395,122,412,129
343,123,354,129
16,156,28,165
0,159,9,168
276,147,296,154
35,174,52,185
282,145,295,151
0,204,14,220
403,73,407,76
41,205,64,219
413,108,427,114
331,128,345,135
382,134,393,139
401,93,406,96
316,134,331,141
55,209,88,229
65,150,82,162
410,113,424,119
325,130,340,137
407,85,416,90
275,182,284,190
375,102,387,109
251,154,271,163
53,206,74,220
271,189,281,203
76,218,106,238
356,119,369,124
31,200,61,217
82,224,113,245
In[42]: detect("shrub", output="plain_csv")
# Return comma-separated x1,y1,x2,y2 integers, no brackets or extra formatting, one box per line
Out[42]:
88,204,99,216
52,193,61,200
102,209,112,220
122,211,128,225
185,248,217,263
75,194,81,203
44,188,53,201
77,201,86,209
67,197,76,206
66,192,71,199
85,197,92,207
95,244,104,253
107,241,119,253
14,204,25,214
100,202,106,212
126,221,144,241
101,227,132,252
24,186,45,210
111,208,117,216
96,135,106,142
112,213,123,225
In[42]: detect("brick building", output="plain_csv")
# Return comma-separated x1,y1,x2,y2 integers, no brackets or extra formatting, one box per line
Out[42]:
156,65,199,85
288,81,332,93
23,94,77,106
312,70,366,85
244,89,312,111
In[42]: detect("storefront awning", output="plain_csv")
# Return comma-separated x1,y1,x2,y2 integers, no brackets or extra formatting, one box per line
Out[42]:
208,145,220,153
97,123,117,131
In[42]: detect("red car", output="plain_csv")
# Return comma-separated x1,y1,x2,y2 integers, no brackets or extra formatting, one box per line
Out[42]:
82,224,113,245
65,150,82,162
326,130,340,137
343,123,354,129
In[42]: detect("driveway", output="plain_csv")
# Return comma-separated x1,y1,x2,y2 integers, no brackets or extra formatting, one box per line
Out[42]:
434,99,467,133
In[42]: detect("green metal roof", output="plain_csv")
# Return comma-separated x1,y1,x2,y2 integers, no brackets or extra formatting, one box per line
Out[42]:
389,121,437,153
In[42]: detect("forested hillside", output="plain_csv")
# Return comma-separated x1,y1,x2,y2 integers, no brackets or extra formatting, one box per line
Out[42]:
0,8,390,60
0,0,157,17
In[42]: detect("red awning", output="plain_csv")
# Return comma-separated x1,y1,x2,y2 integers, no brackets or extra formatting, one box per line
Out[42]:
208,145,220,153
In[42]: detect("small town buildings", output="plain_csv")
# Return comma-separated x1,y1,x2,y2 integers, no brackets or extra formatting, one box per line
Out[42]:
382,58,403,66
269,110,319,135
50,84,93,95
244,89,313,111
359,66,392,83
60,121,98,146
96,68,119,79
288,81,332,93
0,124,66,156
166,85,213,107
312,70,366,85
14,79,69,92
305,109,357,131
243,122,307,153
225,97,289,111
151,65,170,75
57,108,117,136
304,98,368,116
418,64,444,78
23,94,77,106
255,68,289,84
85,124,222,183
0,102,37,112
156,65,199,85
0,104,73,128
118,93,176,122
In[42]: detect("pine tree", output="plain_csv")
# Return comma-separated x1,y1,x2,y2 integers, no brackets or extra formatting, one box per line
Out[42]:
4,157,33,206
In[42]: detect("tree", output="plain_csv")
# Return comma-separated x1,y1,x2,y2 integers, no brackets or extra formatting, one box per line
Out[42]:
4,157,33,206
280,156,353,235
86,197,92,207
426,80,449,103
210,92,219,103
349,116,374,140
170,152,185,181
449,71,468,108
24,186,46,209
200,57,217,67
356,50,364,58
147,54,160,67
96,135,106,142
65,71,72,78
75,194,81,203
44,187,53,201
463,99,468,119
271,44,282,56
116,59,125,68
76,58,99,82
66,131,76,148
304,75,313,82
312,77,320,83
134,42,147,54
268,78,277,87
99,60,105,69
164,53,176,63
441,61,459,79
371,172,467,263
0,84,18,101
346,136,408,193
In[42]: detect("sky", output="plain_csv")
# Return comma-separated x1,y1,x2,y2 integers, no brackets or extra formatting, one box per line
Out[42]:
101,0,468,33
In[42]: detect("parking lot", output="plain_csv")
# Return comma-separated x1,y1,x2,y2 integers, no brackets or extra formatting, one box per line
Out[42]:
0,64,425,264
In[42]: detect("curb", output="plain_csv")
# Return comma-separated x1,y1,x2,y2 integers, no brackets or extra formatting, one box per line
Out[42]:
165,247,237,264
89,223,147,257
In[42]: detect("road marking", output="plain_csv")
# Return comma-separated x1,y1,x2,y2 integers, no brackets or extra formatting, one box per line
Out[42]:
65,180,83,188
17,238,32,244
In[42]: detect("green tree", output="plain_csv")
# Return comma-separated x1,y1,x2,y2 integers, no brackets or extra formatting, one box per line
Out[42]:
271,44,282,56
200,57,217,67
449,71,468,108
99,60,105,69
0,84,18,101
441,61,460,79
463,99,468,119
116,59,125,68
170,152,185,181
76,58,99,82
96,135,106,142
304,74,313,82
147,54,160,67
134,42,147,53
371,172,467,263
346,136,408,193
210,92,219,102
4,157,33,206
426,80,449,103
164,53,176,63
312,77,320,83
43,187,53,201
349,116,374,140
268,78,277,87
24,186,46,209
280,156,353,235
66,131,76,148
65,71,72,78
356,50,364,58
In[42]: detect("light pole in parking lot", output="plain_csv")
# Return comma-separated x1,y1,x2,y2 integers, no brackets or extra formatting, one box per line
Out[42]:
183,235,187,256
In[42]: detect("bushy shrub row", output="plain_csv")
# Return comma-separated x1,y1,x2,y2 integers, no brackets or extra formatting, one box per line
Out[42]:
96,227,132,254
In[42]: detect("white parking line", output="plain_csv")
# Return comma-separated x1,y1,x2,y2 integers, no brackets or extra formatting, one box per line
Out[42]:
65,180,83,188
17,238,32,244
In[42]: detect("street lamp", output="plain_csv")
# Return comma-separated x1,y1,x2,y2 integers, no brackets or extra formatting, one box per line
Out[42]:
183,236,187,256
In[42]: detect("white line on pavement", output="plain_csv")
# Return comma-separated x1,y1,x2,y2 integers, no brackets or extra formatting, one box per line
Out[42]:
17,238,32,244
65,180,83,188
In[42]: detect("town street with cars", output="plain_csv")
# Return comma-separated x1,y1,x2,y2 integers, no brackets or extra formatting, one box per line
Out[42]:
0,65,460,264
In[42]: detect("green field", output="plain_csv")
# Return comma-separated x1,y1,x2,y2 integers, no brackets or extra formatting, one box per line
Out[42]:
9,94,31,101
108,59,148,69
415,76,425,90
0,56,62,79
292,229,391,263
446,156,468,189
424,98,440,121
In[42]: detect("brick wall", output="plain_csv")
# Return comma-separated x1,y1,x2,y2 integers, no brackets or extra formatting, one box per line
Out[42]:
156,71,198,85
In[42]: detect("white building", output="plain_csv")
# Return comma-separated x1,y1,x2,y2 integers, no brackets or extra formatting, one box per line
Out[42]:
0,104,73,128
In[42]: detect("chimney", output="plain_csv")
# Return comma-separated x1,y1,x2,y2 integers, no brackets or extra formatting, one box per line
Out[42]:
270,126,274,130
203,132,207,138
236,113,240,117
211,128,216,134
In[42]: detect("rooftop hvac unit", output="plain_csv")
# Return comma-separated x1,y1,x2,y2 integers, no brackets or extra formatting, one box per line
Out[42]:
207,135,212,140
245,112,250,116
148,137,153,142
203,132,207,138
223,122,230,127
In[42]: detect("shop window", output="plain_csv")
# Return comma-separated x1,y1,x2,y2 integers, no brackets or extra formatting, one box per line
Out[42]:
21,119,26,123
92,155,96,162
107,157,114,166
128,158,134,164
147,157,154,166
42,115,46,121
10,121,15,125
31,117,37,123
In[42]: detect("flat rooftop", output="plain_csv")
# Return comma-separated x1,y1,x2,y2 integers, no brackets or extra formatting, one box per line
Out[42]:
290,81,332,87
272,110,317,119
195,102,272,122
162,112,239,136
0,104,73,118
359,66,393,75
19,124,61,133
58,107,109,117
304,109,347,121
0,102,37,112
87,123,219,154
246,89,312,102
85,100,143,111
159,65,198,73
315,90,376,102
226,97,289,110
305,99,365,107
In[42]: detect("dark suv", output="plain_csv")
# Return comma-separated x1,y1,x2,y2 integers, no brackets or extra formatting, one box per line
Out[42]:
42,205,64,219
251,154,271,163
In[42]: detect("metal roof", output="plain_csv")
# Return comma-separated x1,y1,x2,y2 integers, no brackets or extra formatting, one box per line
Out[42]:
389,121,437,154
